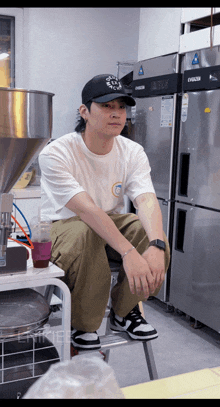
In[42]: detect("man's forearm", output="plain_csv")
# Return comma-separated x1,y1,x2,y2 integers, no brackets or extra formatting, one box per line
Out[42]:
77,205,133,256
136,193,164,242
66,192,133,256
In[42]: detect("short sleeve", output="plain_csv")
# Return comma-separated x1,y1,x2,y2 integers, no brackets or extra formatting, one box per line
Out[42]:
125,145,155,207
39,154,85,214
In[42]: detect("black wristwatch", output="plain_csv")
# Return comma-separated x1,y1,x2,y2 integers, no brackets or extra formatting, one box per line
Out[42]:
148,239,166,251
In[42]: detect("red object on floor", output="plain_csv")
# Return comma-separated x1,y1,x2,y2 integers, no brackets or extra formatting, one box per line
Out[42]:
71,345,79,357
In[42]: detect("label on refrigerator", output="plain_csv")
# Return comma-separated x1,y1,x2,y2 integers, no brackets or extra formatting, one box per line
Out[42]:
160,95,173,127
192,53,199,65
181,93,189,122
138,65,144,75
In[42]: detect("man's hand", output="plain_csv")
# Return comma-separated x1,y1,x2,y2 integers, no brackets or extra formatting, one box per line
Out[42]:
122,246,165,298
142,246,165,292
131,192,167,296
122,248,156,298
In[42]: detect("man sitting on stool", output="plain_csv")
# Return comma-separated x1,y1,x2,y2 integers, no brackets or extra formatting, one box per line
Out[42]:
39,74,170,350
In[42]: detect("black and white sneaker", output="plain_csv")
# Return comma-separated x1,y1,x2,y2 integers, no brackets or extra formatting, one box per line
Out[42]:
110,305,158,341
71,329,101,350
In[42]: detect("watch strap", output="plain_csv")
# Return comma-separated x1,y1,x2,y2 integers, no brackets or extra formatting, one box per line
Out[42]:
148,239,166,251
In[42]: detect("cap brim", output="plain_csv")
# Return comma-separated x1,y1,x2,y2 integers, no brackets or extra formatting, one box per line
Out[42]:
92,93,136,106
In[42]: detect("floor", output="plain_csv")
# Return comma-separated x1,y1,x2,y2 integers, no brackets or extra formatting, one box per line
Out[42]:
94,297,220,388
49,296,220,389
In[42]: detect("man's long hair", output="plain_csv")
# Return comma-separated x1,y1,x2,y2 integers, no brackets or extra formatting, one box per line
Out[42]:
74,101,92,133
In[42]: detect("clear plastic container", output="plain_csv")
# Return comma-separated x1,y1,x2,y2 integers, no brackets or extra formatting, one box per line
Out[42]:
31,218,52,243
30,216,52,268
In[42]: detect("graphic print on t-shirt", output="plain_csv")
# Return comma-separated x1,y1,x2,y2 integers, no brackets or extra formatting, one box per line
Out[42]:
112,182,122,197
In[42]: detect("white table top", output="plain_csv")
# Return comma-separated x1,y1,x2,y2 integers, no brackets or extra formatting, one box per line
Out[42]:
0,262,64,285
0,242,64,286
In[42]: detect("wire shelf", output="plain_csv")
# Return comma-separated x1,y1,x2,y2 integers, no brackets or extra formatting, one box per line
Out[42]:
0,328,60,397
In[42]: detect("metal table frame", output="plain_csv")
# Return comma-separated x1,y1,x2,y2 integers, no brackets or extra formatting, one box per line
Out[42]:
0,262,71,361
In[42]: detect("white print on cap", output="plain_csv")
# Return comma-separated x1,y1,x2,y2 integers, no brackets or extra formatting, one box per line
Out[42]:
106,75,122,91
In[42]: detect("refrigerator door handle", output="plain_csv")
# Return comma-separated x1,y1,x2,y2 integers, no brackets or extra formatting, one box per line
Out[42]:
178,153,190,197
175,208,187,253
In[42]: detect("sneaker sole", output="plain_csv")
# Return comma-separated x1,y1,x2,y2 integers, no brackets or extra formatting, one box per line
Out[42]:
110,322,158,341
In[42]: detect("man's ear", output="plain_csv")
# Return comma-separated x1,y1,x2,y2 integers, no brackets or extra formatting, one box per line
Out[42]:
79,104,89,121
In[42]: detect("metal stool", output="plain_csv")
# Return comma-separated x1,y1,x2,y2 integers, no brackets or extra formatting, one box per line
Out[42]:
76,250,158,381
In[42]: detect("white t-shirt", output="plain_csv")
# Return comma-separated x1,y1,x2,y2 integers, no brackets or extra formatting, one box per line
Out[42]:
39,132,155,221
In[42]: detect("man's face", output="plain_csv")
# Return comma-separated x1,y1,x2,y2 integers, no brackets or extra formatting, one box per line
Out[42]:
85,98,127,138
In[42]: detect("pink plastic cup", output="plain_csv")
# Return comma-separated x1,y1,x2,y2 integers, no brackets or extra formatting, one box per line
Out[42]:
31,241,52,268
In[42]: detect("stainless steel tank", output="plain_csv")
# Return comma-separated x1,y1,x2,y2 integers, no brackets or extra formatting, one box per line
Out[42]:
0,87,54,193
0,87,54,265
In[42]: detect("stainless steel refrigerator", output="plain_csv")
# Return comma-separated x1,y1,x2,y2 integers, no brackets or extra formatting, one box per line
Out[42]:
169,46,220,332
132,54,182,301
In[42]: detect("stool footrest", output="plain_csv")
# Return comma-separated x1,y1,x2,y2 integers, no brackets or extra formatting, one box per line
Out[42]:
76,332,156,353
100,331,146,349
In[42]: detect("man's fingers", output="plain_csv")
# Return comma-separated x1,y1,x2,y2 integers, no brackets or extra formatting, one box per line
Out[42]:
140,276,150,298
129,275,151,298
127,275,135,295
126,270,155,297
134,276,142,296
146,272,155,294
150,267,165,292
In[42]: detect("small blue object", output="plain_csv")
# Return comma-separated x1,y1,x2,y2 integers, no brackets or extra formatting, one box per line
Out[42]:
192,53,199,65
138,65,144,75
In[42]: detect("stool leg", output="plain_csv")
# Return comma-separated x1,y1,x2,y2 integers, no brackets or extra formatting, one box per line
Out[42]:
101,312,111,362
102,273,118,363
139,301,158,380
104,349,110,363
105,311,112,335
142,341,158,380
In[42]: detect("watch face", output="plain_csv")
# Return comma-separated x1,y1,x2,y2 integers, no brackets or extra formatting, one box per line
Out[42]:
157,239,165,248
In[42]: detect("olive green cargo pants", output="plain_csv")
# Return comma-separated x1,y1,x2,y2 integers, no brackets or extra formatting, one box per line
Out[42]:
50,213,170,332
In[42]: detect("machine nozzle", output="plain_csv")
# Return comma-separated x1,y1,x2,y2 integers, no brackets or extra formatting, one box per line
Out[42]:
0,193,13,267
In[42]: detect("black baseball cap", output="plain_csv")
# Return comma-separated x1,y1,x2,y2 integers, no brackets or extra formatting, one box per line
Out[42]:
82,74,136,106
